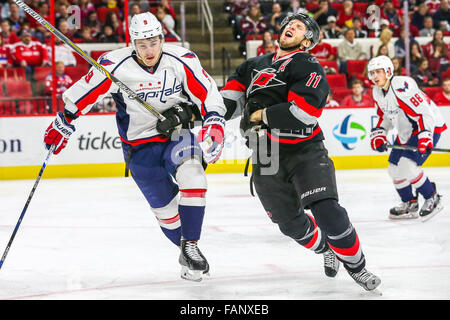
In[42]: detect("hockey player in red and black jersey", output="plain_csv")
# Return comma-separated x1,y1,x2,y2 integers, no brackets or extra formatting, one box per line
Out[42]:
221,12,381,291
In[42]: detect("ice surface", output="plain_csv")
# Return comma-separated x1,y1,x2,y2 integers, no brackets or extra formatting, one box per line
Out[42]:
0,168,449,300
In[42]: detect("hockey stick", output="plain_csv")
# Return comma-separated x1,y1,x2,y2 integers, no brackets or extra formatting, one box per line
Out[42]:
387,144,450,153
12,0,165,121
0,145,56,270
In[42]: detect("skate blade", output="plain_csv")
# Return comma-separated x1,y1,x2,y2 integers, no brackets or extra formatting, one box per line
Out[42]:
420,204,443,222
389,212,419,220
180,266,209,282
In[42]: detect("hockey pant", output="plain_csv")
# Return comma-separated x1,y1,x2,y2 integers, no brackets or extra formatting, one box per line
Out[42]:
122,130,207,246
252,141,366,273
388,133,441,202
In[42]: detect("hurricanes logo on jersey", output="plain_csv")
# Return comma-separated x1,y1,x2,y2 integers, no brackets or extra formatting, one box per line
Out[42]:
247,68,285,96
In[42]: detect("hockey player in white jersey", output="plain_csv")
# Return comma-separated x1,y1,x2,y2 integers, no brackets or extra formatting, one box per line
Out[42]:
368,55,447,221
43,12,227,281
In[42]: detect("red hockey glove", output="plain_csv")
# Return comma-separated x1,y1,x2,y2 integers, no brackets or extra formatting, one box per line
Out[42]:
370,127,387,152
197,112,225,164
418,130,433,154
44,112,75,155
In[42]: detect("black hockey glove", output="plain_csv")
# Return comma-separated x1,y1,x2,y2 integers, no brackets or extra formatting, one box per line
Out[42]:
240,99,268,134
156,102,194,137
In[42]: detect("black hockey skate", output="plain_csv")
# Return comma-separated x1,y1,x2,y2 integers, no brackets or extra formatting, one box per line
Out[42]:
323,249,340,277
389,195,419,219
179,240,210,282
347,268,381,291
419,183,443,222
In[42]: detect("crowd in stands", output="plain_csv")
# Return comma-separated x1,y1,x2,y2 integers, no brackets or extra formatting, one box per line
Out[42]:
0,0,178,114
224,0,450,107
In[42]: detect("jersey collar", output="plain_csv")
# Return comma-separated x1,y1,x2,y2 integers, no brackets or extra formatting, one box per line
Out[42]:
272,49,305,64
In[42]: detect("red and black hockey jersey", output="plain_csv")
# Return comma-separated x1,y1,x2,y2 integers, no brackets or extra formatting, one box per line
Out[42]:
220,49,330,148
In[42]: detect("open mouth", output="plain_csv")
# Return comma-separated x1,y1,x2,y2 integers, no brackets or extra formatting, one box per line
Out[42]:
285,30,293,38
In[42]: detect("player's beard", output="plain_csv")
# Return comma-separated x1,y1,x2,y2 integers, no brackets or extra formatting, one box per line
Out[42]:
279,38,304,51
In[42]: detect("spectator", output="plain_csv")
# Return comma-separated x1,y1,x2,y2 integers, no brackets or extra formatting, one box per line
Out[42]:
11,30,49,79
419,16,436,37
338,28,367,68
129,0,150,13
428,42,450,74
375,44,390,57
423,29,450,60
393,13,419,37
410,42,426,73
83,11,102,39
337,0,357,29
230,0,252,40
267,2,286,34
0,35,13,68
104,10,125,39
160,0,177,21
413,58,440,88
258,39,277,56
394,28,419,60
426,0,442,15
383,0,402,27
155,7,181,42
353,16,368,38
312,0,338,27
341,79,374,106
240,5,268,40
323,15,342,39
99,25,121,43
392,57,406,76
48,38,77,66
44,60,73,96
311,30,336,62
325,92,340,107
155,5,177,34
129,3,142,18
433,0,450,30
77,0,96,23
0,20,19,45
411,3,429,31
6,2,27,34
256,31,279,56
371,29,395,59
56,20,74,41
55,4,70,29
73,26,97,43
433,78,450,105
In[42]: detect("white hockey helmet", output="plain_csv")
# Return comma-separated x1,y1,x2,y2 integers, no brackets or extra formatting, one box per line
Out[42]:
129,12,164,50
367,56,394,81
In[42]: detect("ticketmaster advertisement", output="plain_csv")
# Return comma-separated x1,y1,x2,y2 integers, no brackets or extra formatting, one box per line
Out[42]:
1,106,449,178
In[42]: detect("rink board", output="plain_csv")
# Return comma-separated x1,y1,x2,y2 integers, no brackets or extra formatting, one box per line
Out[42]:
1,106,449,179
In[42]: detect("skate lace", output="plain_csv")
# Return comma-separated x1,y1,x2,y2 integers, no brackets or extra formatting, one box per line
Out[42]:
351,269,373,283
323,251,337,267
184,241,203,261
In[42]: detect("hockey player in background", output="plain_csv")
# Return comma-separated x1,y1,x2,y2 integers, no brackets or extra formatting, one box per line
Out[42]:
368,55,447,221
42,12,227,281
220,12,381,291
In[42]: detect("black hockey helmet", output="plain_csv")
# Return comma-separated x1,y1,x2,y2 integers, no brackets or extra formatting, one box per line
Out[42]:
279,11,321,51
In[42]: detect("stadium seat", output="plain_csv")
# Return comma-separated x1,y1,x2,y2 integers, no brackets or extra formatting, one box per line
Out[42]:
0,67,26,81
347,60,368,77
424,87,442,99
65,66,89,82
97,7,121,24
91,50,108,61
326,74,347,89
34,67,52,82
5,80,36,114
75,53,89,66
319,60,339,71
332,88,353,103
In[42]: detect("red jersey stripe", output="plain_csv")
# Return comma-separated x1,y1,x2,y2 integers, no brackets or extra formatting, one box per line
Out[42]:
183,65,208,116
395,97,425,131
220,79,246,92
120,135,169,146
76,78,113,112
288,91,323,118
180,188,207,198
329,235,361,257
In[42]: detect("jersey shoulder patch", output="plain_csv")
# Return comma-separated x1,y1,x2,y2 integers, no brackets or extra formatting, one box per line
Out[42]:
391,76,417,95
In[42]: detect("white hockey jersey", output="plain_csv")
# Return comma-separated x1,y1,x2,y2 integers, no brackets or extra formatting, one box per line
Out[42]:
62,44,226,145
372,76,447,144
